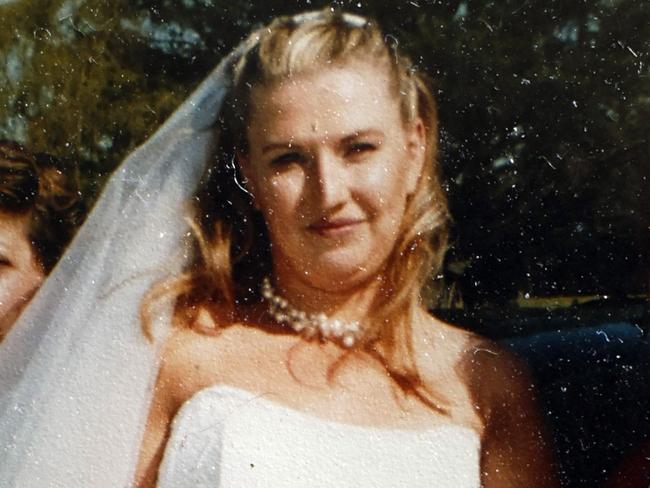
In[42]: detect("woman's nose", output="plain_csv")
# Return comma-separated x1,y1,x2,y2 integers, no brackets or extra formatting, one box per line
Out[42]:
310,152,349,209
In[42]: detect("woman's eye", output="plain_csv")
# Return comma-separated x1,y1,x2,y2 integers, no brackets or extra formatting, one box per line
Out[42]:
346,142,377,157
270,152,304,166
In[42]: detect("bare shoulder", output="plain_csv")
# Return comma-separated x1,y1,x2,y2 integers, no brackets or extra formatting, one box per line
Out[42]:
411,312,484,383
412,313,531,404
157,308,235,409
413,314,558,485
410,314,487,426
134,305,242,488
416,314,533,405
459,335,535,418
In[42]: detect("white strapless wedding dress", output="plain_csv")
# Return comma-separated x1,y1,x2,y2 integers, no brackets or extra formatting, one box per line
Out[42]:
157,385,481,487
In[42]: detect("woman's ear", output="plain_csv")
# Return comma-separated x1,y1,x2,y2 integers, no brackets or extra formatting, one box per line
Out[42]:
404,117,426,197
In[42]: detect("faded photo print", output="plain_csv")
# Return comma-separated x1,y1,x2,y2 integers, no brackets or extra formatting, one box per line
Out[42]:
0,2,647,487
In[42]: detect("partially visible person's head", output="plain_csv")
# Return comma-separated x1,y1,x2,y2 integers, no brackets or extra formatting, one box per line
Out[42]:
0,141,82,338
190,10,449,322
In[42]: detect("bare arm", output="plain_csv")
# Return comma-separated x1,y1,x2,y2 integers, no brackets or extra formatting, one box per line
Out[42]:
132,326,205,488
133,355,178,488
469,343,559,487
132,320,225,487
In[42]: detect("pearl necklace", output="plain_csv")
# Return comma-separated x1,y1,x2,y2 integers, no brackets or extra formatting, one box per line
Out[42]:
261,277,361,348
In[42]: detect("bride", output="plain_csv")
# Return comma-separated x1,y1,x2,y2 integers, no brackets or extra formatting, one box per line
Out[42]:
0,10,556,488
135,11,557,488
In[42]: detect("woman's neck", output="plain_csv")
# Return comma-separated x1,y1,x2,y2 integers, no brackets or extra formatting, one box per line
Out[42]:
268,262,385,328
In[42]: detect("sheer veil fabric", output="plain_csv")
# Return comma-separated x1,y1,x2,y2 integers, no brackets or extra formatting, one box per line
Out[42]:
0,11,370,487
0,40,248,487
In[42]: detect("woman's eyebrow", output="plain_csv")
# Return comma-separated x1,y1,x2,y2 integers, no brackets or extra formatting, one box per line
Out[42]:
261,129,384,154
341,129,385,143
261,142,305,154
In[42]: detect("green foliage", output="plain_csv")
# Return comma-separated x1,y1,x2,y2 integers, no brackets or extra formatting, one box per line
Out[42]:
0,0,647,301
379,0,650,302
0,0,190,196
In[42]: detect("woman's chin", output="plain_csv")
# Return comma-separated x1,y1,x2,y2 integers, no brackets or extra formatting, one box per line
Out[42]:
273,247,386,293
300,260,380,293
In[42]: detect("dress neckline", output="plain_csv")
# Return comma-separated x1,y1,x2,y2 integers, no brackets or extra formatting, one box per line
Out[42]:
187,383,481,439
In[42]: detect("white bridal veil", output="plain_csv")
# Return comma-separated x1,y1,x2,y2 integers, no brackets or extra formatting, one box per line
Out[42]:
0,11,368,487
0,43,244,488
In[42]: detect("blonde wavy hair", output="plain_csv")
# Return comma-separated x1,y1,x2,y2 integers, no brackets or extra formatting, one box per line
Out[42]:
146,10,450,409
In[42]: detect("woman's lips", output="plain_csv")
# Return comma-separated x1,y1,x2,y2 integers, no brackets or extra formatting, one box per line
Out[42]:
307,218,364,237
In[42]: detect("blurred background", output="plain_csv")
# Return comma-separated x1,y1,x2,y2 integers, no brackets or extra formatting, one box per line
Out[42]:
1,0,648,334
1,0,648,317
0,1,648,486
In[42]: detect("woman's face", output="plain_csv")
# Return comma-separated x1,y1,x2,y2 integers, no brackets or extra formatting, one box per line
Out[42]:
242,61,425,292
0,212,44,338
